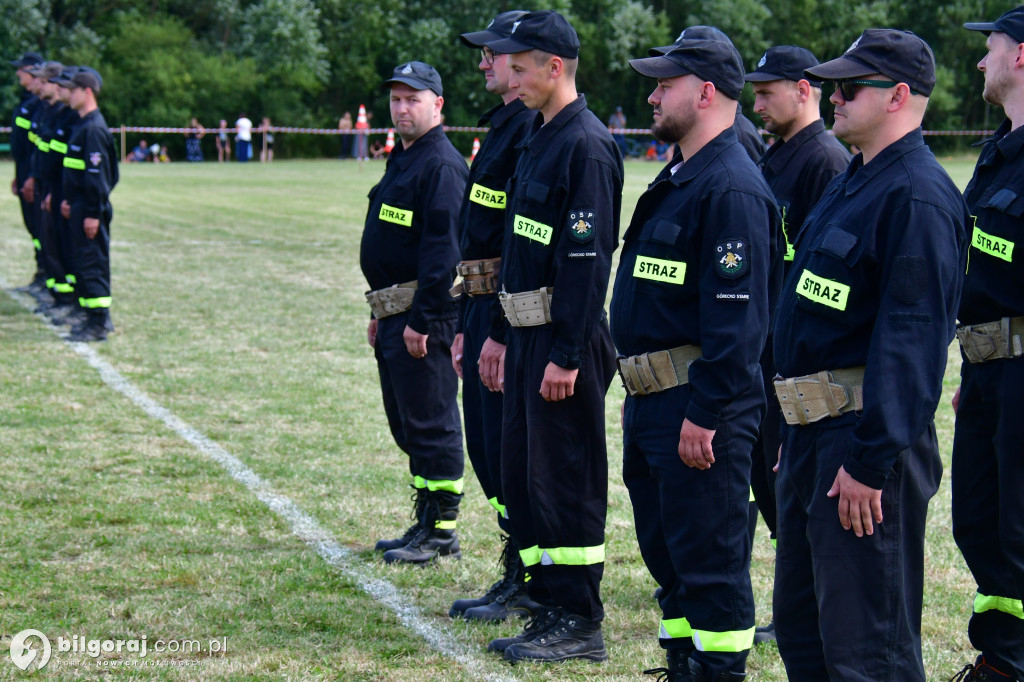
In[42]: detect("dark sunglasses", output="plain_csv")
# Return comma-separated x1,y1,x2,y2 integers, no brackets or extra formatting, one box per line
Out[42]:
834,79,920,101
481,47,496,65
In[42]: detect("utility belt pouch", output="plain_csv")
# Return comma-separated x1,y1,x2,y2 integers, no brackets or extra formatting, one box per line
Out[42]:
956,316,1024,363
365,280,417,319
499,287,553,327
451,257,501,298
616,345,703,397
773,367,865,426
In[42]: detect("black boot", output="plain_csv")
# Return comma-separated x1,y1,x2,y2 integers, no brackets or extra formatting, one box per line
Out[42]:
950,657,1016,681
382,490,461,564
375,486,426,551
688,658,746,681
644,647,691,681
753,619,775,644
503,611,607,663
487,607,561,653
461,536,543,621
67,309,109,342
450,534,517,617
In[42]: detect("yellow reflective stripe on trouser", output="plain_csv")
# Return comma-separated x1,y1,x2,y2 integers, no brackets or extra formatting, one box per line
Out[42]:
15,116,31,129
64,157,86,170
32,239,41,250
693,627,755,652
66,274,77,284
54,282,74,293
45,278,55,289
487,496,507,518
660,617,694,640
411,476,465,494
974,593,1024,619
79,297,111,309
749,487,755,503
519,544,605,567
435,519,456,530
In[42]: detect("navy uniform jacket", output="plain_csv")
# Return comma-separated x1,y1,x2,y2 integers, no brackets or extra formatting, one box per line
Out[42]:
30,100,68,190
12,93,40,183
500,95,623,370
62,109,119,221
457,99,536,333
759,119,851,267
960,119,1024,325
611,127,783,429
773,129,969,489
40,105,78,197
360,124,468,334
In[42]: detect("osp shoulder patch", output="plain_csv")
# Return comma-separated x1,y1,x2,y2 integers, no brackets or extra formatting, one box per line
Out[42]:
567,209,596,243
89,152,102,167
715,239,749,279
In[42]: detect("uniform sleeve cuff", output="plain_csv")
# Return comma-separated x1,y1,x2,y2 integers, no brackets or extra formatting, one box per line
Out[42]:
685,401,720,431
842,456,887,490
548,349,580,370
406,311,428,335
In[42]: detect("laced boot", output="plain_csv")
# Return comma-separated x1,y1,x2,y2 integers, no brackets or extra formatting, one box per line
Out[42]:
688,658,746,681
67,309,109,342
464,537,543,621
450,534,516,618
375,486,427,551
382,491,461,564
487,607,561,653
503,611,607,663
643,647,692,682
950,657,1016,681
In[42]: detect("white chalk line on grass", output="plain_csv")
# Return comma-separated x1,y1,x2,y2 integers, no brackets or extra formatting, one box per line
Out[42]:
3,285,518,682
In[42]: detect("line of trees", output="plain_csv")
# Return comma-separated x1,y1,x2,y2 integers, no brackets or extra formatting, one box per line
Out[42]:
2,0,1010,157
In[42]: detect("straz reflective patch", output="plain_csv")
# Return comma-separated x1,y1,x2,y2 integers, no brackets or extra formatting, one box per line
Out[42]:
513,214,553,245
15,116,30,129
378,203,413,227
63,157,85,170
796,269,850,311
972,224,1014,262
633,255,686,285
469,183,506,209
49,140,68,154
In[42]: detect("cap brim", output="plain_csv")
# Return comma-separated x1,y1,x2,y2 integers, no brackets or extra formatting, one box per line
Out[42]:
460,29,502,48
648,43,676,56
486,36,534,54
963,21,999,34
382,76,439,95
744,71,787,82
804,56,877,81
50,77,75,87
629,55,691,79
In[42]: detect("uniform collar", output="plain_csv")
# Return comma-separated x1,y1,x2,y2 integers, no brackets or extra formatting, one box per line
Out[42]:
518,94,589,151
389,124,446,170
993,118,1024,161
760,118,827,173
843,127,925,195
666,127,740,186
479,98,529,128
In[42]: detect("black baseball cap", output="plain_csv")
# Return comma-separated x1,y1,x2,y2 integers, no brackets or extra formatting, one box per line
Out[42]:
805,29,935,96
745,46,821,85
52,66,103,93
629,39,746,101
9,52,43,69
51,65,80,85
486,10,580,59
382,61,443,97
649,25,733,56
28,61,64,81
460,10,530,48
965,6,1024,45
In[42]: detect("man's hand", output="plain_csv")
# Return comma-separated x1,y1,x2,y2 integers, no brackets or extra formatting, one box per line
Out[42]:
827,466,883,537
478,337,506,393
84,217,99,239
42,193,51,213
678,419,715,469
952,384,961,415
451,333,464,378
403,325,428,358
21,177,34,203
540,362,577,401
60,199,70,219
367,318,378,348
774,444,782,473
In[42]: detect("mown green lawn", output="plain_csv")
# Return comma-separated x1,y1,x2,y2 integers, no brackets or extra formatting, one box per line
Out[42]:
0,155,979,680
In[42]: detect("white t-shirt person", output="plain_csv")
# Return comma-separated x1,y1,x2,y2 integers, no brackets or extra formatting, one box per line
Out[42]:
235,116,253,141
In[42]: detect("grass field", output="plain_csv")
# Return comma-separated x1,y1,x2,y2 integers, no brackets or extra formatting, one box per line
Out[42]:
0,154,981,681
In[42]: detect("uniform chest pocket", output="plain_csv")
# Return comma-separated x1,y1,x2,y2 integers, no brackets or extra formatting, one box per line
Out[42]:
510,180,558,248
375,184,416,229
468,173,508,211
794,225,862,315
633,218,689,289
977,185,1024,218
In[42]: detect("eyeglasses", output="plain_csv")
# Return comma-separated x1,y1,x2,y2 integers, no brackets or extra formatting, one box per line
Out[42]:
480,47,495,65
834,79,919,101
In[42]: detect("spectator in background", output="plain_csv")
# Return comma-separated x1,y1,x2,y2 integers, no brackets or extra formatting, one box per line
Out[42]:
128,139,149,162
216,119,231,162
260,117,275,163
608,105,627,158
235,113,253,162
339,111,353,159
185,117,205,162
356,109,372,161
151,143,169,163
369,138,387,159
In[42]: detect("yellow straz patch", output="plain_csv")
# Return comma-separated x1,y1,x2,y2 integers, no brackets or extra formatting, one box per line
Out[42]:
379,203,413,227
469,183,506,209
633,256,686,285
513,214,553,245
972,224,1014,262
796,269,850,311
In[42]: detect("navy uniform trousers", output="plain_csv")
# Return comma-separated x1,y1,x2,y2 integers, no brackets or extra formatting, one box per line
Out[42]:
374,312,464,485
461,294,507,528
952,357,1024,679
775,417,941,681
501,320,615,621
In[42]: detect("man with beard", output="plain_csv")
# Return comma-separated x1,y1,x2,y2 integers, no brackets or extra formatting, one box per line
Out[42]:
613,38,782,681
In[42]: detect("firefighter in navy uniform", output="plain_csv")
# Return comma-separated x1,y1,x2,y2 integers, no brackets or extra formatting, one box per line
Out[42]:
481,10,622,663
951,9,1024,681
742,44,851,644
447,11,543,622
360,62,468,565
615,39,782,682
58,67,118,342
771,30,969,681
9,52,45,296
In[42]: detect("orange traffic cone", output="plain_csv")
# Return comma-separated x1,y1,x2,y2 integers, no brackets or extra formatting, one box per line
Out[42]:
385,129,395,153
356,104,369,130
470,137,481,162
